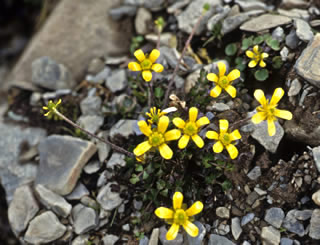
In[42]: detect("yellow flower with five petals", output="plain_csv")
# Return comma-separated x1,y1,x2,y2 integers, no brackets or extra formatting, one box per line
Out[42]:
246,45,269,68
155,192,203,240
173,107,209,149
42,99,61,117
206,62,240,98
146,107,166,125
133,116,181,160
128,49,164,82
206,119,241,159
252,88,292,136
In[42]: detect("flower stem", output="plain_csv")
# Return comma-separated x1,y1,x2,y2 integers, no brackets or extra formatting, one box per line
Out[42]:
54,109,135,158
230,117,251,131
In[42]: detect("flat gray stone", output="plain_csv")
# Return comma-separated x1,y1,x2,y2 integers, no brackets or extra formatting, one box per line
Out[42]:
261,226,281,245
8,185,39,235
97,182,123,211
212,103,230,112
264,207,285,228
88,66,112,84
80,95,102,116
107,152,126,169
288,78,302,96
109,119,136,140
235,0,268,11
208,234,235,245
65,182,89,200
216,207,230,219
24,211,66,244
247,166,261,180
149,228,159,245
278,8,309,20
241,212,255,226
222,13,249,34
280,238,293,245
103,234,120,245
295,34,320,88
36,135,97,195
159,225,183,245
109,5,137,20
135,8,152,35
309,209,320,239
281,0,309,9
72,204,99,234
84,160,101,174
293,210,313,220
240,14,292,32
313,146,320,173
283,210,305,237
96,131,111,162
187,221,206,245
272,27,285,42
294,19,314,42
231,217,242,240
106,69,128,93
313,189,320,206
77,114,104,134
286,29,300,49
207,6,231,30
72,235,90,245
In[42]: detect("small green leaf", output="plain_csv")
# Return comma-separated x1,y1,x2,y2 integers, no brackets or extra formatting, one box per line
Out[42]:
130,174,140,184
236,63,246,72
225,43,237,56
156,180,166,190
142,171,149,180
272,56,283,69
254,69,269,81
203,3,210,12
262,33,272,41
266,38,280,51
235,57,243,65
253,36,264,45
241,37,253,50
160,188,168,197
221,180,232,191
135,164,143,172
154,87,164,98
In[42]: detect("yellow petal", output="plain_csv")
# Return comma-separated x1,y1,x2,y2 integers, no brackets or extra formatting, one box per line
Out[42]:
56,99,62,105
173,117,185,129
252,112,266,124
178,135,190,149
274,109,292,120
183,220,199,237
219,119,229,133
159,143,173,159
134,49,145,62
155,207,174,219
158,116,169,133
225,85,237,98
189,107,198,122
227,69,240,81
42,106,48,110
165,129,181,141
128,62,142,71
138,120,152,136
207,73,218,83
213,141,224,153
248,60,258,68
246,50,254,58
254,89,267,107
270,88,284,106
149,49,160,63
185,201,203,216
226,144,238,159
217,62,226,77
210,86,222,98
191,134,204,148
196,117,210,128
173,192,183,210
253,45,259,54
133,141,152,156
166,223,179,241
142,70,152,82
152,64,164,73
261,52,269,58
267,118,276,136
230,129,241,141
259,60,266,68
206,130,219,140
44,111,50,117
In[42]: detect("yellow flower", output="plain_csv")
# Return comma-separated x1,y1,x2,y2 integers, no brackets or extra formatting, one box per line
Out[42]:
173,107,209,149
134,116,181,160
246,45,269,68
146,107,166,125
42,99,61,117
128,49,164,82
155,192,203,240
206,119,241,159
252,88,292,136
206,62,240,98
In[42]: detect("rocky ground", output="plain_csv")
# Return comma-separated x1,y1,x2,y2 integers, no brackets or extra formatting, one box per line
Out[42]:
2,0,320,244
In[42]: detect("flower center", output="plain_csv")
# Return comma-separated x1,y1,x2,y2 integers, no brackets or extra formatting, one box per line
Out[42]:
219,76,229,88
220,133,231,145
141,59,153,70
173,209,188,225
149,132,165,147
184,122,198,136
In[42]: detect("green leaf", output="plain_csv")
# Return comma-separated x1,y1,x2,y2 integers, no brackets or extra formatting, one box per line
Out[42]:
254,69,269,81
272,56,283,69
142,171,149,180
156,180,166,190
241,37,253,50
266,38,280,51
154,87,164,98
135,164,143,172
236,63,246,72
160,188,168,197
253,36,264,45
235,57,243,65
225,43,237,56
262,33,272,41
130,174,140,184
221,180,233,191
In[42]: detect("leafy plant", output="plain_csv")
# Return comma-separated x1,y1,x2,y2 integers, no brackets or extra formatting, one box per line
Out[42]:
254,69,269,81
225,43,237,56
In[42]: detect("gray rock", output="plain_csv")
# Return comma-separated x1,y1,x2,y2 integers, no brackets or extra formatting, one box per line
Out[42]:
72,204,98,234
145,33,177,48
240,14,292,32
77,115,104,134
288,79,302,96
309,209,320,239
212,103,230,112
216,207,230,219
264,208,285,228
96,131,111,162
87,57,105,74
135,8,152,35
246,191,259,206
107,152,126,169
150,228,160,245
283,210,305,237
84,160,101,174
122,223,130,231
97,182,123,211
80,95,102,116
293,210,313,220
222,13,249,34
35,184,72,218
241,213,255,226
65,182,89,200
8,185,39,235
281,238,293,245
81,196,99,210
207,6,231,30
159,226,183,244
36,135,97,195
185,64,213,93
32,56,75,90
106,69,128,93
176,0,222,35
187,221,206,245
261,226,281,245
159,46,179,69
231,217,242,240
281,0,309,9
217,223,230,235
167,0,191,14
251,120,284,153
313,146,320,173
109,119,136,140
280,47,289,61
24,211,66,244
208,234,235,245
72,235,90,245
235,0,268,12
102,234,119,245
278,8,309,20
133,199,143,210
109,5,137,20
272,27,285,42
294,19,314,42
286,29,300,49
88,66,111,84
139,236,149,245
313,189,320,206
247,166,261,180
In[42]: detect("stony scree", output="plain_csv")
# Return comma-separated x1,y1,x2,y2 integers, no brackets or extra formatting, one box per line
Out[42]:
241,212,255,226
24,211,66,244
65,182,90,201
35,184,72,218
207,5,231,30
97,182,123,211
159,225,183,245
135,8,152,35
247,166,261,180
88,66,112,84
36,135,97,195
102,234,120,245
77,115,104,134
72,204,99,234
231,217,242,240
107,152,126,169
286,29,300,49
309,209,320,239
240,14,292,32
109,119,137,140
282,209,305,237
312,189,320,206
261,226,281,245
149,228,160,245
80,95,102,116
280,238,294,245
71,234,90,245
216,206,230,219
96,131,112,162
109,5,137,20
288,78,302,96
293,210,313,221
222,13,249,34
312,146,320,173
294,19,314,42
208,234,235,245
105,69,128,93
84,160,101,174
264,207,285,228
8,185,39,235
235,0,269,12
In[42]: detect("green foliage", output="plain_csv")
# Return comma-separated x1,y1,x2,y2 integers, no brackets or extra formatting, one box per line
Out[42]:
253,36,264,45
241,36,253,50
221,180,232,191
254,69,269,81
203,3,210,12
130,36,144,54
235,57,246,71
203,22,223,47
272,56,283,69
225,43,237,56
154,87,164,98
266,37,280,51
